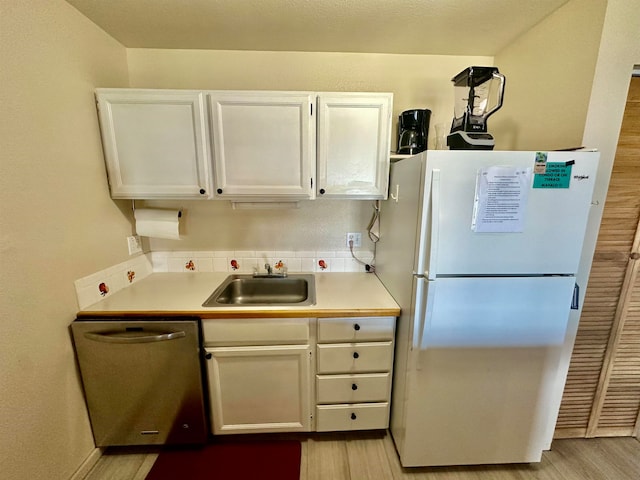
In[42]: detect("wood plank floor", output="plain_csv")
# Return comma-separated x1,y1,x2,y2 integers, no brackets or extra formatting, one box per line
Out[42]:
83,432,640,480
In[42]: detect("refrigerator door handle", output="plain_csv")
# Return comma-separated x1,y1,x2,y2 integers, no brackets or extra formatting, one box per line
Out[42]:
571,283,580,309
415,280,436,371
427,169,441,280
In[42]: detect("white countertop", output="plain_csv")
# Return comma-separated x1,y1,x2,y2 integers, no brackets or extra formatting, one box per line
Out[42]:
79,272,400,318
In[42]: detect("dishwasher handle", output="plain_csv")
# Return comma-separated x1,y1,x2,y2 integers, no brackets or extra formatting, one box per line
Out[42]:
83,330,186,344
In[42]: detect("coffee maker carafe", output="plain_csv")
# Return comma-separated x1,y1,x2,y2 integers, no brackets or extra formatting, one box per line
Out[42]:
397,109,431,154
447,66,505,150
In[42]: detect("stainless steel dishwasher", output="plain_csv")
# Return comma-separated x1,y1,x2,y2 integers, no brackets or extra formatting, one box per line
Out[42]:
71,317,208,447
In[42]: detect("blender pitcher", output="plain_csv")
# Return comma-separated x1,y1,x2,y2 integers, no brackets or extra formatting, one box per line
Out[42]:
447,66,505,150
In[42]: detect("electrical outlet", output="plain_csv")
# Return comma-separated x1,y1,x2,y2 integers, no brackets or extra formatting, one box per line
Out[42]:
346,232,362,248
127,235,142,255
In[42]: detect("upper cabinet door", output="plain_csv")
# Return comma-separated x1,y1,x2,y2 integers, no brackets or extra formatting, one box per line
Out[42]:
208,92,315,200
316,93,393,199
95,89,213,199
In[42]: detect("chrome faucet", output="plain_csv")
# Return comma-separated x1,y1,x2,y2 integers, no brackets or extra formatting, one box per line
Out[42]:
253,262,287,278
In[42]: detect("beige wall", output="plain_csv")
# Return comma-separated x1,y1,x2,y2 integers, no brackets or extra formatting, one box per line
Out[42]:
0,1,130,478
126,49,492,252
492,0,607,151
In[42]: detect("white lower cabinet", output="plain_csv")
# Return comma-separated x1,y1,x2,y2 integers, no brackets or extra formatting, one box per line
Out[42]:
202,316,395,435
206,344,312,434
203,318,312,435
315,317,396,432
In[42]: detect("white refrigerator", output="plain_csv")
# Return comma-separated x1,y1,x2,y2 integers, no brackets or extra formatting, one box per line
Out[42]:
376,150,598,467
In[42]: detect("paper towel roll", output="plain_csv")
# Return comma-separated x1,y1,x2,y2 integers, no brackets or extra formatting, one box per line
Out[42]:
134,208,181,240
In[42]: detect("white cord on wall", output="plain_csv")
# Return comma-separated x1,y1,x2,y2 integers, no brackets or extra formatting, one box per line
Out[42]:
350,201,380,272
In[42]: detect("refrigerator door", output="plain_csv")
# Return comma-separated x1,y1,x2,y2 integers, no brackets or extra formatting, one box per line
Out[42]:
397,275,576,467
388,273,433,456
415,150,599,276
377,153,427,288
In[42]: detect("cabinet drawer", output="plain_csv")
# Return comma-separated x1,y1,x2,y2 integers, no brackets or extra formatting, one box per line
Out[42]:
317,317,395,342
316,342,393,374
202,318,310,346
316,403,389,431
316,373,390,404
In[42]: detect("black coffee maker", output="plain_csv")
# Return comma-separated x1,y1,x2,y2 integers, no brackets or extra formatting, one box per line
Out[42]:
397,109,431,154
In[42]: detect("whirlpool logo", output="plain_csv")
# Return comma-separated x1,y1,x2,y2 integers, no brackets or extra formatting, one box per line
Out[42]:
573,175,590,180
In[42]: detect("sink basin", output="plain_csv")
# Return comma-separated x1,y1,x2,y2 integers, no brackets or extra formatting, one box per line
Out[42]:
202,274,316,307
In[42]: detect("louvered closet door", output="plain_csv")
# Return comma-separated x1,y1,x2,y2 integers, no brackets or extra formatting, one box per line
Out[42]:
555,77,640,438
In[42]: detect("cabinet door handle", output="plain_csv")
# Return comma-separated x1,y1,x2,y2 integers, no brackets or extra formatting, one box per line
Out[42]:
217,188,223,194
199,188,206,195
351,383,358,390
319,188,325,194
350,413,357,420
354,323,361,331
353,352,359,359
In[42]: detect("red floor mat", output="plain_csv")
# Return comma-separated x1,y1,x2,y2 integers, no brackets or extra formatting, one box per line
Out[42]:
145,440,301,480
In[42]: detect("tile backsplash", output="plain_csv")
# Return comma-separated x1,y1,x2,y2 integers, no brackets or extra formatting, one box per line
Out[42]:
74,253,154,310
74,249,374,309
150,249,374,274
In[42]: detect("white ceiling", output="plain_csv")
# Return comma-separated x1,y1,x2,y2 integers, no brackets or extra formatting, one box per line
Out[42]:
65,0,568,56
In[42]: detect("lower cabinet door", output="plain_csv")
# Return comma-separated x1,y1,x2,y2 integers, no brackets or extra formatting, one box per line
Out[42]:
205,345,312,434
316,403,390,431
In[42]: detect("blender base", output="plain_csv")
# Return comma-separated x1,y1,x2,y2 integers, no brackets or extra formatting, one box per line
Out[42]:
447,131,495,150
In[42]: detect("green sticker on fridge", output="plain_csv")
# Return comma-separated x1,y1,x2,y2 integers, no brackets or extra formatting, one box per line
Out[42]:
533,161,573,189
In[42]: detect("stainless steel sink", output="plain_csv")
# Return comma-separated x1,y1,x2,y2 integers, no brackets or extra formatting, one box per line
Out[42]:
202,274,316,307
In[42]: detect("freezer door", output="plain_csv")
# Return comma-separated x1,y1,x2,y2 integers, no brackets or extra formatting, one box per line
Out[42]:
398,276,576,466
419,150,599,276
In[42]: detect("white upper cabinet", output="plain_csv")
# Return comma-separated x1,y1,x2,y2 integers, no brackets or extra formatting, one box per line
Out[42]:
95,89,213,199
316,93,393,199
208,92,315,200
94,89,393,201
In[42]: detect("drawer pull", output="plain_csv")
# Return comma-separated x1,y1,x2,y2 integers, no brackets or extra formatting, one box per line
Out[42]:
354,323,361,331
351,413,357,420
351,383,358,390
353,352,359,359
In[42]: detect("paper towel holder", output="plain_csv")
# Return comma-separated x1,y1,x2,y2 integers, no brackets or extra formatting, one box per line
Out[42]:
131,200,182,217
